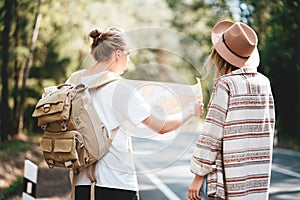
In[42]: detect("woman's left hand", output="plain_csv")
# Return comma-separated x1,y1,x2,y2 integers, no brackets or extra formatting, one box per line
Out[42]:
188,175,204,200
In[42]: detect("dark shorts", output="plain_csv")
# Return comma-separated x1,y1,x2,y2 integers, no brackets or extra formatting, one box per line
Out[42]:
75,185,139,200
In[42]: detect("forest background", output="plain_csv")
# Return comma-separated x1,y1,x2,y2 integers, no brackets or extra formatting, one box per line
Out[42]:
1,0,300,152
1,0,300,198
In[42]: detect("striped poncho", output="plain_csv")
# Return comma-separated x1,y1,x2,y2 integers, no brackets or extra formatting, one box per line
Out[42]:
191,67,275,200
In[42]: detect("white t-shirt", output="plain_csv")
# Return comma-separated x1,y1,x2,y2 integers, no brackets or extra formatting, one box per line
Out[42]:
72,71,151,191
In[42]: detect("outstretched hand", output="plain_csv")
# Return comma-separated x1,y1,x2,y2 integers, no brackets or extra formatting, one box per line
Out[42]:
192,101,204,116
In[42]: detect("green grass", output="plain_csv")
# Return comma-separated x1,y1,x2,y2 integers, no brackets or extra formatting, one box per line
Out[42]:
277,134,300,151
0,140,30,158
0,176,23,200
0,139,34,199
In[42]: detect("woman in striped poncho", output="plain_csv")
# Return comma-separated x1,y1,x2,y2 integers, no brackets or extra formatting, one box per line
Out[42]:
188,20,275,200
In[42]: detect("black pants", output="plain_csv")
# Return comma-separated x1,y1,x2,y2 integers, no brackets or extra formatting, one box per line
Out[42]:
75,185,139,200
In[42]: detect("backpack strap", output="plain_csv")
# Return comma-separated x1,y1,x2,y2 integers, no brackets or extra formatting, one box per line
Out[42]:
68,69,121,141
68,69,121,88
68,69,85,84
71,172,76,200
68,70,121,200
89,71,121,89
86,164,97,200
71,164,97,200
68,69,121,140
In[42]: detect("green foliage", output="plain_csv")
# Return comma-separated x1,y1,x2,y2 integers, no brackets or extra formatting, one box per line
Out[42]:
166,0,300,142
0,0,180,139
165,0,235,104
30,40,70,84
238,0,300,139
0,176,23,200
255,1,299,137
0,140,29,158
1,0,299,144
277,133,300,151
262,1,300,137
166,0,231,50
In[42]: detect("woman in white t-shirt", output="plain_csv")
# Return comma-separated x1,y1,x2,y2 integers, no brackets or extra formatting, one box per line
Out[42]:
73,27,203,200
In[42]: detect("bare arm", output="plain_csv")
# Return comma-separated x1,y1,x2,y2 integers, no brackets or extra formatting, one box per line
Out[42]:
142,101,204,134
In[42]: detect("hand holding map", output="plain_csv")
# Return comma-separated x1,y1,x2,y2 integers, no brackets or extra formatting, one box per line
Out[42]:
113,77,203,139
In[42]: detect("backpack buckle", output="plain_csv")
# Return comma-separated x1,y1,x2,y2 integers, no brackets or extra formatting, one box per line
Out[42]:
61,121,68,131
43,104,51,113
47,159,55,168
70,90,77,100
64,161,73,168
41,124,47,130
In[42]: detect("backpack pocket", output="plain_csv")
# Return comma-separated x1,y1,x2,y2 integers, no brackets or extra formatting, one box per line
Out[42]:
32,87,74,126
39,131,85,169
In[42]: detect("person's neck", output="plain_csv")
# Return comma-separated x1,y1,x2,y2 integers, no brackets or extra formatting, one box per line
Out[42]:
83,59,117,76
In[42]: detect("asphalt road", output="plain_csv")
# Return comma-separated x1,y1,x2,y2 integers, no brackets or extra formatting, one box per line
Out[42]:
133,131,300,200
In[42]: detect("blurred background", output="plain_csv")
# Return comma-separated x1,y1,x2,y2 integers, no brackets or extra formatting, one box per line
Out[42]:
0,0,299,199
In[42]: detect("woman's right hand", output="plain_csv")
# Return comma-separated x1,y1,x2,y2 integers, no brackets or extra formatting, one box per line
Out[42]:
192,101,204,116
142,101,204,134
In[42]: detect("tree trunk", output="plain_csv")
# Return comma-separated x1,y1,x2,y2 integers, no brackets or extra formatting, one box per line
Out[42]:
12,0,21,135
297,0,300,137
1,0,13,143
18,0,43,134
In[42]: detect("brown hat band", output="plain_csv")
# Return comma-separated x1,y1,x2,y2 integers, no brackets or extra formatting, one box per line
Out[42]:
222,34,250,59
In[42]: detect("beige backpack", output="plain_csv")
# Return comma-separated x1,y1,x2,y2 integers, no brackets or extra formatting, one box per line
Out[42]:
32,70,120,200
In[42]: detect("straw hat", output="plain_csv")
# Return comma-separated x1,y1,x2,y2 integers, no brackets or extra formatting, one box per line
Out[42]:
211,20,260,68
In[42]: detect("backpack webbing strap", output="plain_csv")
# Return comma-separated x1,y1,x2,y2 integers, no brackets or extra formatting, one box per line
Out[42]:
70,165,97,200
68,69,121,89
71,172,77,200
110,127,119,142
70,164,97,200
86,163,97,200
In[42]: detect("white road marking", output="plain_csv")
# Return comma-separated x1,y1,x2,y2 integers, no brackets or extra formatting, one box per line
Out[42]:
135,159,181,200
273,147,300,157
272,164,300,179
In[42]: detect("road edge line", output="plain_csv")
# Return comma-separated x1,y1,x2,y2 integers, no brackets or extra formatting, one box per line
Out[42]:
135,159,181,200
272,164,300,178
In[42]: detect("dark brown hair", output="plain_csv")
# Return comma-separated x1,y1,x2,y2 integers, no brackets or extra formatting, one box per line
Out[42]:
88,27,128,62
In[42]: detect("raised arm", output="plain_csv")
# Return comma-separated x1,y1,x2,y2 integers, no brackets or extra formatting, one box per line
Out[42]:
142,101,204,134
